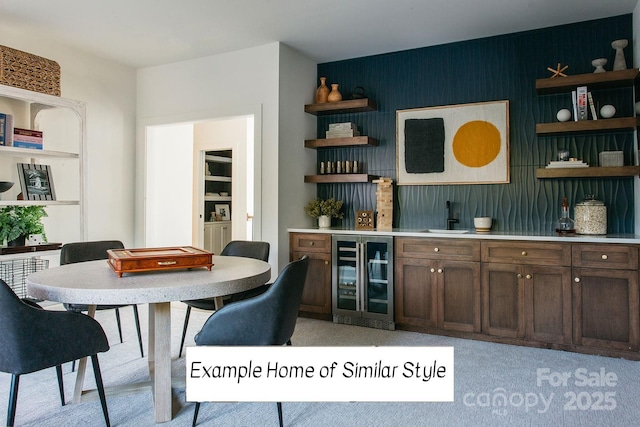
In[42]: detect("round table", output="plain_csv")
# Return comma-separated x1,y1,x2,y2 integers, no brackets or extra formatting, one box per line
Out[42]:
27,255,271,423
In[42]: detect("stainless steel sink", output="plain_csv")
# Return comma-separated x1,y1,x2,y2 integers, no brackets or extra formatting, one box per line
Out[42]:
422,229,469,234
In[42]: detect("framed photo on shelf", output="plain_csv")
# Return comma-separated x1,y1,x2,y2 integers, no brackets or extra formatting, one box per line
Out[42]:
17,163,56,201
215,204,230,221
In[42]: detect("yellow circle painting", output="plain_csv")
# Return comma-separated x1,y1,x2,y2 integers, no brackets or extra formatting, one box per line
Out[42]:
452,120,501,168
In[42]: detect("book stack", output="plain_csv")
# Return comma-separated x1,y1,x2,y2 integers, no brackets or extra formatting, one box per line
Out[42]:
326,122,360,139
0,113,14,146
13,128,43,150
546,160,589,168
571,86,598,121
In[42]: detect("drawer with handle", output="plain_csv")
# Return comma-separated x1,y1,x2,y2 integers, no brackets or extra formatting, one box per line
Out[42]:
572,244,638,270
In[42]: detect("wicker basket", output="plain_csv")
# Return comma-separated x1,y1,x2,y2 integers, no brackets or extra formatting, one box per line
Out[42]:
0,45,60,96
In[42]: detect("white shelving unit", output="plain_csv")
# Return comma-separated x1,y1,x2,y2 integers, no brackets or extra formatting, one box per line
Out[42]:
203,150,232,253
0,84,86,243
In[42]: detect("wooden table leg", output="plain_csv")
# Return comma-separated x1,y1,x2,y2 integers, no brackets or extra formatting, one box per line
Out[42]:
148,302,172,422
73,304,97,403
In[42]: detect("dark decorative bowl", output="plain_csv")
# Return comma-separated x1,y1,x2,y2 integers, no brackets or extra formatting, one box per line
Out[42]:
0,181,14,193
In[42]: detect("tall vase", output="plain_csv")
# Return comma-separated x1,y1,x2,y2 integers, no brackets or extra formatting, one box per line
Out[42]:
327,84,342,102
318,215,331,228
612,39,628,71
315,77,330,103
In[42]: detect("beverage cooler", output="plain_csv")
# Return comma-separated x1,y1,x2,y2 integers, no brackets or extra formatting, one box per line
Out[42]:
332,235,394,330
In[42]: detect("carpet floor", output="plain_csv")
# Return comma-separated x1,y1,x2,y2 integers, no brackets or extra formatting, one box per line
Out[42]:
1,303,639,426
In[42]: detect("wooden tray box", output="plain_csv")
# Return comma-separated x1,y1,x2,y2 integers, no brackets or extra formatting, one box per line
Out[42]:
107,246,213,277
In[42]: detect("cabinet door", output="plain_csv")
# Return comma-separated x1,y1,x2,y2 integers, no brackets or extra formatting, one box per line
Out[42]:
573,267,639,351
394,258,437,328
293,250,332,318
482,263,525,339
525,265,572,344
438,260,481,333
203,224,214,252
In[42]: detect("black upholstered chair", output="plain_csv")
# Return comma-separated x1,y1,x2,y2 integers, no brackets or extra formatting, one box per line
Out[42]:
178,240,270,357
61,240,144,362
0,278,111,427
191,255,309,427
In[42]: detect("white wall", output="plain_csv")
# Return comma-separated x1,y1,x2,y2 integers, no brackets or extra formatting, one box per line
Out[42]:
0,23,137,246
137,42,316,271
277,44,318,267
146,123,194,247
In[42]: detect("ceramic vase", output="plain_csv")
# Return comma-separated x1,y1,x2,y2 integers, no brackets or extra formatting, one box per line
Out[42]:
327,84,342,102
612,39,628,71
8,235,26,247
318,215,331,228
315,77,329,103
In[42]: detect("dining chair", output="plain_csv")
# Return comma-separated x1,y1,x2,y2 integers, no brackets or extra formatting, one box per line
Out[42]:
191,255,309,427
0,278,111,427
178,240,270,357
61,240,144,364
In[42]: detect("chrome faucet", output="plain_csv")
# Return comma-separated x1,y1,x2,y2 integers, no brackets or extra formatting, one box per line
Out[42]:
446,200,458,230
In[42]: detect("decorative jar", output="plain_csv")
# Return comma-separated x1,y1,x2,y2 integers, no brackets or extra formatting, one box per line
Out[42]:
574,196,607,235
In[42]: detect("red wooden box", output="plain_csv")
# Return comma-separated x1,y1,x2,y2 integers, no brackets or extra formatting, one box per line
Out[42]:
107,246,213,277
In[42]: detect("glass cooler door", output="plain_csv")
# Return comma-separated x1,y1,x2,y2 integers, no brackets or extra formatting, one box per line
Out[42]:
334,238,358,313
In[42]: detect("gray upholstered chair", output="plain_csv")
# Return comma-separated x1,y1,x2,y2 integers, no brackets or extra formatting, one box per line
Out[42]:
61,240,144,363
0,278,111,427
178,240,270,357
191,255,309,427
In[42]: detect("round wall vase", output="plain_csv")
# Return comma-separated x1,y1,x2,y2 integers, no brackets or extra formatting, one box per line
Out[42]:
556,109,572,122
315,77,330,103
327,84,342,102
600,104,616,119
591,58,607,73
318,215,331,228
611,39,628,71
7,235,26,247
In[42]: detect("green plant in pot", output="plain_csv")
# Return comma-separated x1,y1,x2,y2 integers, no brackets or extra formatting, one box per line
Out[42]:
304,197,344,228
0,206,48,247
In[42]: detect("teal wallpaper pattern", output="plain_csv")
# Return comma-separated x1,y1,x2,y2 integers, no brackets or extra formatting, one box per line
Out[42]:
315,14,635,234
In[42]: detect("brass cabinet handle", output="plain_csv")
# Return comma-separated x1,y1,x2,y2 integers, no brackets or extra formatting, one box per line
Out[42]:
517,273,523,279
525,274,532,280
601,254,608,260
437,268,443,274
574,277,581,283
310,242,315,246
521,251,527,256
325,260,329,265
430,268,436,273
434,247,439,252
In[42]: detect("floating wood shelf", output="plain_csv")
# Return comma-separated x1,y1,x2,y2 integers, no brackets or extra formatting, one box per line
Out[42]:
536,117,640,135
535,68,640,94
304,174,379,183
536,165,640,179
304,136,378,149
304,98,377,116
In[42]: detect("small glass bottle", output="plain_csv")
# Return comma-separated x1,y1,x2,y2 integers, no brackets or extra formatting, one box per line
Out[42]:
555,197,575,235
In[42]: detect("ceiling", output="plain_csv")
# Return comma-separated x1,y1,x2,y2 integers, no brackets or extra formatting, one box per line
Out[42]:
0,0,637,69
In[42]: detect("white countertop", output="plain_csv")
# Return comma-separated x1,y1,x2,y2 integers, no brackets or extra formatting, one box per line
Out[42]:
288,227,640,244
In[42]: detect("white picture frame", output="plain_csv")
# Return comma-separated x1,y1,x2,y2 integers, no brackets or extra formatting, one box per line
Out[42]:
215,204,230,221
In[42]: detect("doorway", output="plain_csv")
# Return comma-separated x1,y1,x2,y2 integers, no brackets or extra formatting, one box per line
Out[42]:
143,112,258,249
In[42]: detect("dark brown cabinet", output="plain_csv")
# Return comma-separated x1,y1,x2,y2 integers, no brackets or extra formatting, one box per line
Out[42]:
481,241,572,345
572,244,639,353
395,238,481,333
290,233,332,320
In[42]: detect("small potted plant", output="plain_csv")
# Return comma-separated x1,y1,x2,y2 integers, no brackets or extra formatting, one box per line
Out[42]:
0,206,48,247
304,197,344,228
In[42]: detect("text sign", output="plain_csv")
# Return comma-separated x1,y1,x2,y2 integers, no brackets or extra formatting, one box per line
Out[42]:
186,346,454,402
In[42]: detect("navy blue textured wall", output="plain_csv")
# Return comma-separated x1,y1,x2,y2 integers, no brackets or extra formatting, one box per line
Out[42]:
315,15,634,233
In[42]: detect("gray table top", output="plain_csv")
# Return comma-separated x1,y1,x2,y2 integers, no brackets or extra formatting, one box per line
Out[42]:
27,255,271,305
